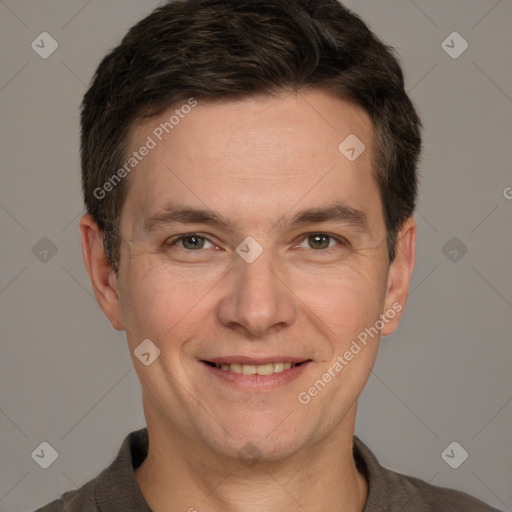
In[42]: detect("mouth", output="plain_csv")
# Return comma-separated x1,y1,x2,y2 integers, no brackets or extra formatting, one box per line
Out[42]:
199,357,312,391
202,360,310,375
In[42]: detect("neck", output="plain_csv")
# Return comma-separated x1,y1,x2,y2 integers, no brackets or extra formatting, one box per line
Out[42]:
135,407,367,512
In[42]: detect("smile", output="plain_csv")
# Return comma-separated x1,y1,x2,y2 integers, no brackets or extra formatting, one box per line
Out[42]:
201,359,311,390
209,361,298,375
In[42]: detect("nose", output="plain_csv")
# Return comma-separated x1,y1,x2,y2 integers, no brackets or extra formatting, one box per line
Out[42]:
217,246,297,339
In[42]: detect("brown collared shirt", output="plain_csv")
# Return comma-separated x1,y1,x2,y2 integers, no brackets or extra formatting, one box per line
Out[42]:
34,428,501,512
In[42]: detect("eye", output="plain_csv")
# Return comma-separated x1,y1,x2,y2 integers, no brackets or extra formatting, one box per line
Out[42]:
166,233,215,250
296,233,347,251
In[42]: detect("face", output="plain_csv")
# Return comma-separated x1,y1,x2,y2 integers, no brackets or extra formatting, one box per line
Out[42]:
83,89,415,462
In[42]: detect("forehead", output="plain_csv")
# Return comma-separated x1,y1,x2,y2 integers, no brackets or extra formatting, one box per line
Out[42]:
121,89,381,235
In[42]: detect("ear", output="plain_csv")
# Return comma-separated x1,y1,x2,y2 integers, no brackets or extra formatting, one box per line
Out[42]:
380,216,416,336
79,214,124,331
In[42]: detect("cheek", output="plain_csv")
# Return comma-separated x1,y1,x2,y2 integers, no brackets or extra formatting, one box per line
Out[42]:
294,261,386,332
118,255,223,347
297,268,384,408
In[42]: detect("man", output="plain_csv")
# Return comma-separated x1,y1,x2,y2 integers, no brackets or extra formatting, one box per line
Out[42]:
36,0,500,510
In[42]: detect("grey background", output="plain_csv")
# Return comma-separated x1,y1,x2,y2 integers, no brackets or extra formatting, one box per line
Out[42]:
0,0,511,511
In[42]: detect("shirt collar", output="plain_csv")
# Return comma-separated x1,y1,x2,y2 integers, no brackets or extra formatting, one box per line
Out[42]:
93,428,394,512
94,428,152,511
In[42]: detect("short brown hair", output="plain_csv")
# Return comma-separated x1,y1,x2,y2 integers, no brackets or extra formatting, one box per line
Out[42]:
81,0,422,273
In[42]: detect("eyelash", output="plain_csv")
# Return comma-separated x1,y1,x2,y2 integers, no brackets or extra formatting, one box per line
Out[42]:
165,232,349,253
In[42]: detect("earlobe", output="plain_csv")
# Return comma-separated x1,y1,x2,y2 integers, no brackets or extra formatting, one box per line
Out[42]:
79,214,124,331
380,217,417,337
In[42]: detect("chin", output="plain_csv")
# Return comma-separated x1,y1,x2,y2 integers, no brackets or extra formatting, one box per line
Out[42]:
197,414,312,463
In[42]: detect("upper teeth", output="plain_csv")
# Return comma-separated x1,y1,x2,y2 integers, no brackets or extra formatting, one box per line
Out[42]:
215,362,296,375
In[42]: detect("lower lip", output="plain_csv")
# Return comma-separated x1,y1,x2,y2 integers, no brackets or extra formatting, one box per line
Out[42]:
201,361,311,391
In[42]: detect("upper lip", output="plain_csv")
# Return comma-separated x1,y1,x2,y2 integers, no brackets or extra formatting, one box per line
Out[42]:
202,356,311,365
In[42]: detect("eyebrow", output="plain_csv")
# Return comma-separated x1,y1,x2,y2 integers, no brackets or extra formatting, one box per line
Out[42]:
142,201,369,234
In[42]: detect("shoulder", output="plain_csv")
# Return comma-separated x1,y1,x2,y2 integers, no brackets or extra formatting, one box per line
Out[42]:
33,428,150,512
390,470,501,511
33,482,98,512
353,436,501,512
